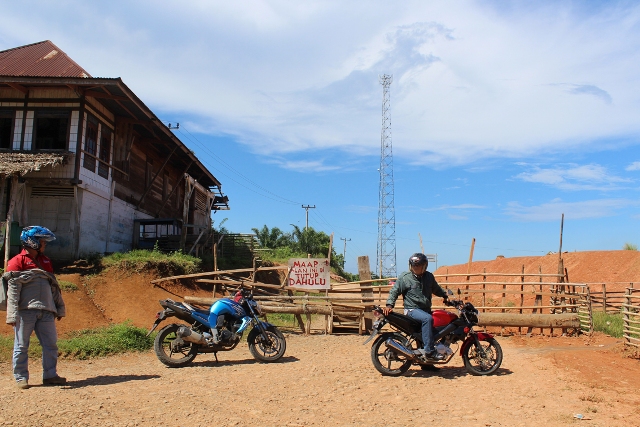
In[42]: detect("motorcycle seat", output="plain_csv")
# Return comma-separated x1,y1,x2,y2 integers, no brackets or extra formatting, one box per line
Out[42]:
387,311,422,329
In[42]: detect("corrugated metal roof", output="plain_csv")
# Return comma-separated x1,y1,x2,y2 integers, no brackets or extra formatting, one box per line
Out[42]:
0,40,91,78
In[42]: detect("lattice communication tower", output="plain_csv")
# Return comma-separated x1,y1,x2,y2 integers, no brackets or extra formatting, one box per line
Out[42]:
377,74,397,278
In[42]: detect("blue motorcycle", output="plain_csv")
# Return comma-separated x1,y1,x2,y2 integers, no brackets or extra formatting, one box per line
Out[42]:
147,288,286,367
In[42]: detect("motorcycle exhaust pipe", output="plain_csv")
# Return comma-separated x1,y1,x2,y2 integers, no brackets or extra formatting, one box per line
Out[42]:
385,338,418,360
176,326,206,345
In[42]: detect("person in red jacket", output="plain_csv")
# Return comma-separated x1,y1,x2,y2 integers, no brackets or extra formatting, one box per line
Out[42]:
6,226,66,389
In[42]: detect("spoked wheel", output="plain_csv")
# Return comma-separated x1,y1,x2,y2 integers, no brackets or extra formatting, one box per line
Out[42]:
370,333,413,376
248,326,287,363
463,337,503,376
154,324,198,368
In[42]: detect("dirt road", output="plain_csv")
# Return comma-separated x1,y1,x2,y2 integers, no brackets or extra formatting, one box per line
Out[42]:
1,332,638,427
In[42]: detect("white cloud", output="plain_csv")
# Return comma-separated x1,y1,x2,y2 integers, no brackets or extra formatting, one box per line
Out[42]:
269,159,341,173
504,198,638,221
626,162,640,171
423,204,486,211
2,1,640,168
515,164,632,190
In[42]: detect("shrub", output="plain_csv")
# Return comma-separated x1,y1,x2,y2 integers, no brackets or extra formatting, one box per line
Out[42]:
623,242,638,251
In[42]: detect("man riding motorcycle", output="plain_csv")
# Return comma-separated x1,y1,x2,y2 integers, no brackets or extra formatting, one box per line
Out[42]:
383,253,448,362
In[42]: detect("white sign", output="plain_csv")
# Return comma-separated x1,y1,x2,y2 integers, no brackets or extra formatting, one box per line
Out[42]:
288,258,331,290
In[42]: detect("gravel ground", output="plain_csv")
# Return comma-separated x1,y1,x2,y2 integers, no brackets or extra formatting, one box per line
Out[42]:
1,332,638,427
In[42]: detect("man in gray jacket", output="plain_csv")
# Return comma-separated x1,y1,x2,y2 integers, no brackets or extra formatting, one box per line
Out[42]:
383,253,448,362
5,226,66,389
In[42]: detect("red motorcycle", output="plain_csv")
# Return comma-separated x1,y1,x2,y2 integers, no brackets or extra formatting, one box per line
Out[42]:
364,290,503,376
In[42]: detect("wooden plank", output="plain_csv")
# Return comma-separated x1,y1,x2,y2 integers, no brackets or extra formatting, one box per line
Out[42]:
150,268,257,283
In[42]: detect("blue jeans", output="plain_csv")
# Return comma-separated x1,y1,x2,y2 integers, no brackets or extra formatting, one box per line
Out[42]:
13,309,59,382
406,308,434,353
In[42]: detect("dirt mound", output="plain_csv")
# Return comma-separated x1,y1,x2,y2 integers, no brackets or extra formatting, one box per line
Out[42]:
0,269,214,336
434,250,640,292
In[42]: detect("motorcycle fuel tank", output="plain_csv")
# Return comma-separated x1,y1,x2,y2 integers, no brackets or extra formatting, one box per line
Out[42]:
210,298,246,318
432,310,458,327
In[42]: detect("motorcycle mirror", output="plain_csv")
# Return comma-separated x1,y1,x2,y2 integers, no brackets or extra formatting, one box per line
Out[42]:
447,289,454,296
457,288,462,295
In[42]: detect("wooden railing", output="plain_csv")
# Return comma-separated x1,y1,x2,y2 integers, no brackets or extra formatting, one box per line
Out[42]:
588,283,637,313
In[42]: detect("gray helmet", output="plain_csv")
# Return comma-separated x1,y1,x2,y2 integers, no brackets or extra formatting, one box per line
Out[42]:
409,253,428,278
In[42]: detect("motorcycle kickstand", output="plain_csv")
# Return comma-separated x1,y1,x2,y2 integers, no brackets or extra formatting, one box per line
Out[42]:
214,352,219,363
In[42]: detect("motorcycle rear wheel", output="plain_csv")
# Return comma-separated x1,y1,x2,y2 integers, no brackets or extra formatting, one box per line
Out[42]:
462,337,503,376
154,324,198,368
371,333,413,376
248,326,286,363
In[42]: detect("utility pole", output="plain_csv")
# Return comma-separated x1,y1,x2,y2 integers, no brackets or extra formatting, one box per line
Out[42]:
340,237,351,268
301,205,315,229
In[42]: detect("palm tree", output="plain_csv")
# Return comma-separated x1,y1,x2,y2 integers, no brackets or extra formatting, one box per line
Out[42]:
252,225,289,249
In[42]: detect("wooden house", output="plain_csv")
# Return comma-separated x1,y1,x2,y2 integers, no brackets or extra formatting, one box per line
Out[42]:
0,40,229,263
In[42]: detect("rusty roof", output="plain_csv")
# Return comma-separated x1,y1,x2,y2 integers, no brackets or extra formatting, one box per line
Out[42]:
0,40,91,78
0,152,70,177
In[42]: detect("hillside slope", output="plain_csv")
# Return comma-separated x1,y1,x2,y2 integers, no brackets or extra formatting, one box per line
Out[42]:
434,250,640,290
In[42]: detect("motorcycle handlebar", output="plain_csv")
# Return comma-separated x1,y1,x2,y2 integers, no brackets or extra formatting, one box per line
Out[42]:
444,299,464,308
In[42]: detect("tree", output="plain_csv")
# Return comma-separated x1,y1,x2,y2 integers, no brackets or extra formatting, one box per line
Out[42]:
252,225,290,249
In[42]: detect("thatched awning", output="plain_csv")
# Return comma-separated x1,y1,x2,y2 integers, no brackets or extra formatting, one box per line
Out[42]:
0,152,71,177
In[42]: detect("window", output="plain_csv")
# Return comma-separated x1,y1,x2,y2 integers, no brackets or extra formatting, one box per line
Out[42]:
34,110,69,150
83,114,98,172
98,126,112,179
0,111,13,149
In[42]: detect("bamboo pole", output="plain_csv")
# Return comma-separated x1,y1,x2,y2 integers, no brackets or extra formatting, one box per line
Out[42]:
465,238,475,300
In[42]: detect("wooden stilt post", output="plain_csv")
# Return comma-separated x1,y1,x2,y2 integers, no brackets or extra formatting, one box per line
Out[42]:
4,175,16,270
358,256,374,332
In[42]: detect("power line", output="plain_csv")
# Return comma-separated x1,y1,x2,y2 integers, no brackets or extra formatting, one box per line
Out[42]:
171,125,301,206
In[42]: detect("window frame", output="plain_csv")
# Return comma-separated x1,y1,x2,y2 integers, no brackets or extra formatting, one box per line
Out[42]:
83,113,98,172
98,125,112,179
33,109,71,151
0,110,14,150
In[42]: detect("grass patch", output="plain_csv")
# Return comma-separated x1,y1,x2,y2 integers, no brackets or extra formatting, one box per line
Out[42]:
102,249,201,276
265,313,298,328
593,311,623,338
58,280,79,292
0,322,154,362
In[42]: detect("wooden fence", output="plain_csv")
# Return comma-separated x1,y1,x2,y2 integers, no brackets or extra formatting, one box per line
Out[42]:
588,283,637,313
155,263,594,336
622,284,640,348
435,270,593,335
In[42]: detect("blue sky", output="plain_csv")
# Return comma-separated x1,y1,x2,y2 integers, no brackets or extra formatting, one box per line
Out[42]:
2,1,640,275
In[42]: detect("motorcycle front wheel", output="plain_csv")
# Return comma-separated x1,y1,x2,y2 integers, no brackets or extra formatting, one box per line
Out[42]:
462,337,503,376
154,324,198,368
371,333,413,376
248,326,286,362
